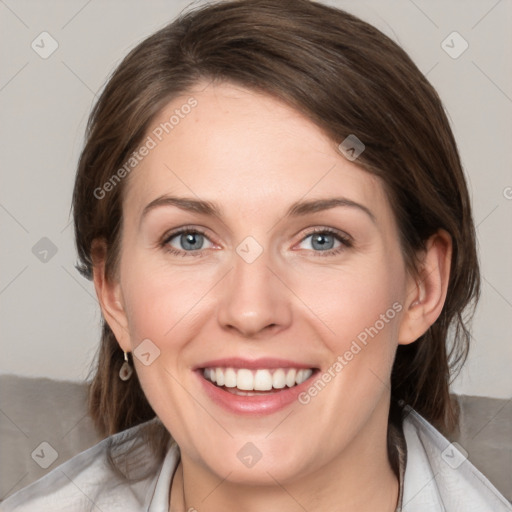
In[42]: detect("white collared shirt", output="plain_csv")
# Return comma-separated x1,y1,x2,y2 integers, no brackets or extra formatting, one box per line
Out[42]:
1,408,510,511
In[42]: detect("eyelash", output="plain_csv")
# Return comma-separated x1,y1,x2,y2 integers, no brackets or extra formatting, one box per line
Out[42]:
160,226,353,258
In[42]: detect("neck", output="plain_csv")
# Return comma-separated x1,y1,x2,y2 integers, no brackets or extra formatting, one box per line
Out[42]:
170,403,399,512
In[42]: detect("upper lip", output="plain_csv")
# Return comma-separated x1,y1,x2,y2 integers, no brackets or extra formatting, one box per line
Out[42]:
195,357,317,370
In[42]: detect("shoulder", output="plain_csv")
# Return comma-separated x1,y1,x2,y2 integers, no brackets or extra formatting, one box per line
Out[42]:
401,408,512,512
0,418,166,512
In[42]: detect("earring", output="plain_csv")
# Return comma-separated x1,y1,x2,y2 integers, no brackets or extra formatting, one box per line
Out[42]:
119,351,133,381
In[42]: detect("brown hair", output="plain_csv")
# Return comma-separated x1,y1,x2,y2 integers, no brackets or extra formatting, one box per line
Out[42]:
73,0,480,470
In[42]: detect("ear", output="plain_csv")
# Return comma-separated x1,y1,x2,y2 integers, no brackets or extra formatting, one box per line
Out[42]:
91,238,131,353
398,229,452,345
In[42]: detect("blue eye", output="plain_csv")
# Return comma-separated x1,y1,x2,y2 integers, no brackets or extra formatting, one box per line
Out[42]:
162,228,213,257
160,227,352,257
298,229,352,256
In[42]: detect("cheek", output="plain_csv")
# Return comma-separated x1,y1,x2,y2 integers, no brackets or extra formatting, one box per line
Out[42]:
120,253,217,347
290,256,404,353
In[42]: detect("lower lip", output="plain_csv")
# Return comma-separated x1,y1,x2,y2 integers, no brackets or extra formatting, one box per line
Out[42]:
196,370,317,415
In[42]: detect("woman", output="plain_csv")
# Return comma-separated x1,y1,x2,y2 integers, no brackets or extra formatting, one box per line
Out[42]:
2,1,510,511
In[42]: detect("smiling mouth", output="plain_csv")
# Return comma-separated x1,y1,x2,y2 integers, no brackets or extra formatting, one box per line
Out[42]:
202,367,316,395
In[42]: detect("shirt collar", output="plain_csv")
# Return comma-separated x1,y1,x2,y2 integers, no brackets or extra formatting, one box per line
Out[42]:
147,434,407,511
147,425,409,511
147,408,509,512
147,441,180,511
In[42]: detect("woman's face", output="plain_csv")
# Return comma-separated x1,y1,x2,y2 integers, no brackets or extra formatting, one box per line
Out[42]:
108,81,416,483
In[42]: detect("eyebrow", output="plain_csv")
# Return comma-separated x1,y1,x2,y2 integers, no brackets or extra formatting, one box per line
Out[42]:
140,195,376,225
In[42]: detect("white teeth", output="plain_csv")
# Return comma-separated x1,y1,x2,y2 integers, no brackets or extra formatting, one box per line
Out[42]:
272,369,286,389
285,369,296,387
295,369,313,385
224,368,237,388
254,369,273,391
203,367,313,391
237,369,254,391
204,368,216,383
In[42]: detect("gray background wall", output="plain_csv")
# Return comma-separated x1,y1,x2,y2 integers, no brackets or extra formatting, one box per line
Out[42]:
0,0,511,400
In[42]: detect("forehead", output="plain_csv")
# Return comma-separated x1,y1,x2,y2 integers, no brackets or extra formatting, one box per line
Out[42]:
123,82,389,224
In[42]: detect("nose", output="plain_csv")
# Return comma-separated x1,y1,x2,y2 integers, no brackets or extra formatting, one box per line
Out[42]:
216,245,293,339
